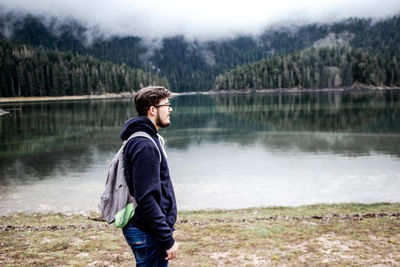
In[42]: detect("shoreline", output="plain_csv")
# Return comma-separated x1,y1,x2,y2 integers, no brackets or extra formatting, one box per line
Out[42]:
1,202,399,217
206,86,400,95
0,92,135,104
1,86,399,104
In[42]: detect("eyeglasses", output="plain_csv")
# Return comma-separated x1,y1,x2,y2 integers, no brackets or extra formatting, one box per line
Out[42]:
154,103,171,108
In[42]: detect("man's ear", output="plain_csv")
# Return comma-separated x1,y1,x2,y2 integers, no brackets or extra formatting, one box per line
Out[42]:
148,106,158,116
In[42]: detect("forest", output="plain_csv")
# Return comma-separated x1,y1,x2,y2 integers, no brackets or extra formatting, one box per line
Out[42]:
213,46,400,90
0,13,399,95
0,41,168,97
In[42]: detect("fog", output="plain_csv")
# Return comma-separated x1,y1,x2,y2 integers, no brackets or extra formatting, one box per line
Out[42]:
1,0,400,40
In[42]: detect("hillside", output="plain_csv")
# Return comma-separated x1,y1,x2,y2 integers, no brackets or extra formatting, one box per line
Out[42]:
213,46,400,90
0,41,168,97
1,13,400,92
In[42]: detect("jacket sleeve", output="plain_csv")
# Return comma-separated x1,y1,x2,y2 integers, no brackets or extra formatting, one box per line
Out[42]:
126,139,175,251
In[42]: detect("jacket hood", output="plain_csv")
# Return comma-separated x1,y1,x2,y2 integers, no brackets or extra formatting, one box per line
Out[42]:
120,116,157,140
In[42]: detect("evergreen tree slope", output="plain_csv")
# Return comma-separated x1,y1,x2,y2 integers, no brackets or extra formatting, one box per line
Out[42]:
213,46,400,90
0,41,169,97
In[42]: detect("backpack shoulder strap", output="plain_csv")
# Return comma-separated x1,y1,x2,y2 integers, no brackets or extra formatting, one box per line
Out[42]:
124,131,162,163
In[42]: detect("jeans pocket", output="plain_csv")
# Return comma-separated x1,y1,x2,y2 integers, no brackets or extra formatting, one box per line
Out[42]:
123,226,147,261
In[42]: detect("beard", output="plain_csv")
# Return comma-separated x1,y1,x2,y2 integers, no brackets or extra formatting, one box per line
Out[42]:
156,113,171,128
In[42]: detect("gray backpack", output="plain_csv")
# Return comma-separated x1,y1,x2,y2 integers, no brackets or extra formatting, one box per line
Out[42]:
100,131,162,227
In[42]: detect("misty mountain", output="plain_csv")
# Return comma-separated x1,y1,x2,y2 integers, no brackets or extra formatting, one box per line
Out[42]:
1,13,399,92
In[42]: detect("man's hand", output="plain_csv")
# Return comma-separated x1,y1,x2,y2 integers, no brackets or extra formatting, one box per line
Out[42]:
165,242,179,260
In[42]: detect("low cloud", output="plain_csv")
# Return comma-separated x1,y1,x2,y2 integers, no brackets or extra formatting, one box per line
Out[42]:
1,0,400,40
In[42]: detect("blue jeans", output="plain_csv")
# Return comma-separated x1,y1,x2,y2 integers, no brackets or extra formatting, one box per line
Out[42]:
122,223,168,267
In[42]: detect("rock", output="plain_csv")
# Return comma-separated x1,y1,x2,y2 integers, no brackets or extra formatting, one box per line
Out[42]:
0,108,10,116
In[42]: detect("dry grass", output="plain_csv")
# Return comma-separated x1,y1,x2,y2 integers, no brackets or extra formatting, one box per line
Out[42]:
1,203,399,266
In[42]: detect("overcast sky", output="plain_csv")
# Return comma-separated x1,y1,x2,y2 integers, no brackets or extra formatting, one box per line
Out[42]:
2,0,400,40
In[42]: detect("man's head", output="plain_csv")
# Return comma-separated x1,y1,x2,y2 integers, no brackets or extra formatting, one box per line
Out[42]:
134,86,172,129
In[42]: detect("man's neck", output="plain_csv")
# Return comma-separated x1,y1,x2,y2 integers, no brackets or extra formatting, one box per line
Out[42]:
147,116,160,131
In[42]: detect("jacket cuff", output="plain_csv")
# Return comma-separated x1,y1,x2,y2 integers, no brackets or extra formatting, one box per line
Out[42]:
161,237,175,251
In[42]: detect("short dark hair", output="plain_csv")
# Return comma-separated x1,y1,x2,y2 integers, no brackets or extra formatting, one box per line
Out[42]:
134,86,171,116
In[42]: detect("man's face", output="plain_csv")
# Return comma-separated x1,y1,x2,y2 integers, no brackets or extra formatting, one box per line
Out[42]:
155,98,172,128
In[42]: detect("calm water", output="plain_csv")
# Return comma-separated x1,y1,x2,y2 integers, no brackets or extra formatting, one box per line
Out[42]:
0,90,400,214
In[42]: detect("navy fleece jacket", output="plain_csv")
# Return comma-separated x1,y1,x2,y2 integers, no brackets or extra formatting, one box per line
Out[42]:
120,116,177,251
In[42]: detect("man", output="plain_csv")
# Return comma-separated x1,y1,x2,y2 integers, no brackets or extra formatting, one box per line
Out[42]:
120,86,178,266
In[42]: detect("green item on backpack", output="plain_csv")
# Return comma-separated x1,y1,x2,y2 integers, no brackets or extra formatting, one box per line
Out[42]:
113,203,135,228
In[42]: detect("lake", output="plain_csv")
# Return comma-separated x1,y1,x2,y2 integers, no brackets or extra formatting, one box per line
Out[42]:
0,89,400,214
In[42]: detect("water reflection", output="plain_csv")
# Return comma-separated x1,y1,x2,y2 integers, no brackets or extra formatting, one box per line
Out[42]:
165,90,400,156
0,90,399,213
212,90,400,133
0,99,136,183
1,90,400,183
